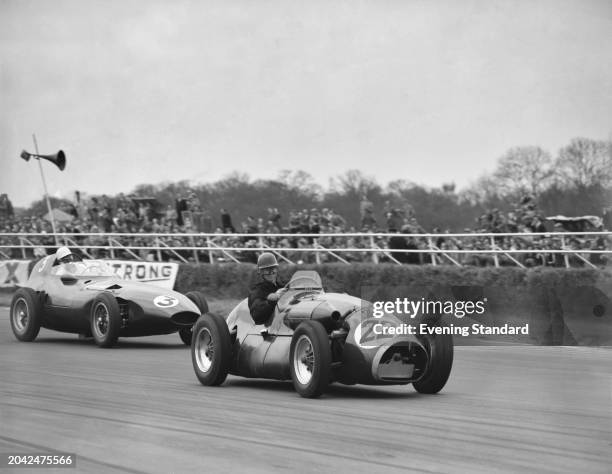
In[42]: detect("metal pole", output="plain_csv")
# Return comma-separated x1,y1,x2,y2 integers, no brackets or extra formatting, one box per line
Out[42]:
374,244,402,265
490,236,499,267
19,237,26,259
190,235,199,263
108,236,115,259
370,235,378,264
427,236,436,266
207,236,213,263
258,235,265,263
314,243,350,265
32,134,58,245
561,235,570,268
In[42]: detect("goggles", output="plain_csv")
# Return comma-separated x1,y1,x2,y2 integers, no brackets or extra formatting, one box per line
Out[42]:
259,267,278,275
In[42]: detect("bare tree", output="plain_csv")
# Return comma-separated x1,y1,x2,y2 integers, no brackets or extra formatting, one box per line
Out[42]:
555,137,612,189
278,170,322,198
387,179,418,196
493,146,554,197
329,169,380,196
214,172,250,192
460,175,501,205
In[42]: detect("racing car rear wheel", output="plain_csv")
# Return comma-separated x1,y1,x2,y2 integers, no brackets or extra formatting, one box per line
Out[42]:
413,333,454,394
290,321,331,398
10,288,42,342
90,293,121,348
191,313,231,386
180,291,210,346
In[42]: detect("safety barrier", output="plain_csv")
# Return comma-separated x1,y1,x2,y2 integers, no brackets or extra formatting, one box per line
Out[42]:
1,231,611,268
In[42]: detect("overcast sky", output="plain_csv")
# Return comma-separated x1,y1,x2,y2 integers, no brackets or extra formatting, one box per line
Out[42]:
1,0,611,207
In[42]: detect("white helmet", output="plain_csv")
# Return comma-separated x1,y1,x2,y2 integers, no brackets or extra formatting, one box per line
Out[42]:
56,246,80,264
56,246,72,261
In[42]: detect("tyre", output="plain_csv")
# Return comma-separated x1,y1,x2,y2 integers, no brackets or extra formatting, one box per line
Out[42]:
191,313,232,386
90,293,121,348
10,288,42,342
413,332,454,394
181,291,209,346
179,328,193,346
185,291,209,314
290,321,331,398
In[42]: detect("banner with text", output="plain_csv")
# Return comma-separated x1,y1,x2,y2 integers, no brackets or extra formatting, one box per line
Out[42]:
0,261,31,287
105,260,179,289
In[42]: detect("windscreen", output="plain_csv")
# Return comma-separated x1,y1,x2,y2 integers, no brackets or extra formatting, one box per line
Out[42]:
288,271,323,290
51,259,116,277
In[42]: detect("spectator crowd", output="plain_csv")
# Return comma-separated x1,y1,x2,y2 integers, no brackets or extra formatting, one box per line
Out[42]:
0,192,610,268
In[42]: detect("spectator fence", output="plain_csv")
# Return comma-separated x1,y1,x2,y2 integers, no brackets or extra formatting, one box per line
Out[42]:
1,231,611,269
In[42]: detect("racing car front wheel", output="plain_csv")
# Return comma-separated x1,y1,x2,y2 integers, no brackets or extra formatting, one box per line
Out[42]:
90,293,122,348
10,288,42,342
181,291,210,346
185,291,209,314
179,328,193,346
191,313,232,386
290,321,332,398
413,333,454,394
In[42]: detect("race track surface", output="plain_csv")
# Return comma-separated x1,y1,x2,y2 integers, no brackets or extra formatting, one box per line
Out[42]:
0,307,610,474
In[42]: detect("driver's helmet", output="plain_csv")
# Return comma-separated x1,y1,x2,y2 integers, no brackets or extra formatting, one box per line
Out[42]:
56,246,82,264
257,252,278,272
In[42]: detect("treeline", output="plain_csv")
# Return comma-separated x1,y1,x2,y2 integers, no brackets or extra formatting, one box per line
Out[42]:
22,136,612,231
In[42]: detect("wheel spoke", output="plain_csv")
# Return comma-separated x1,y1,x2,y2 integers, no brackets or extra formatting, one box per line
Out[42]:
195,327,214,373
13,299,29,332
294,335,316,385
93,303,110,337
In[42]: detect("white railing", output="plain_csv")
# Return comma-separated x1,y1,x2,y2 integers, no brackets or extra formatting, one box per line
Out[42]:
1,231,611,268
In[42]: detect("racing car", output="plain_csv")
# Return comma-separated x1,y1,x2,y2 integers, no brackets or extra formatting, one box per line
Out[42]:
190,270,453,398
10,255,207,348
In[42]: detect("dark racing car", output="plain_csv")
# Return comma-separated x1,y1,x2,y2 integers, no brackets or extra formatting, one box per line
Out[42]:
10,255,207,348
190,270,453,398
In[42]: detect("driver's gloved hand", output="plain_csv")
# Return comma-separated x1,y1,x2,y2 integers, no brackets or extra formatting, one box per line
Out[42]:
267,288,287,302
267,292,280,302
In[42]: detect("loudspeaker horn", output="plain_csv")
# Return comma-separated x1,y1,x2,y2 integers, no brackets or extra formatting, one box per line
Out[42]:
20,150,66,171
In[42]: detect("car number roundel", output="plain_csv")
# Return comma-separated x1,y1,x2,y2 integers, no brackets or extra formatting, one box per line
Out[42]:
154,295,179,308
354,318,395,349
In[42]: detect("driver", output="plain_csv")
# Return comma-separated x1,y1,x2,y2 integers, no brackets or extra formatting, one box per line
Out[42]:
54,246,85,275
248,252,287,325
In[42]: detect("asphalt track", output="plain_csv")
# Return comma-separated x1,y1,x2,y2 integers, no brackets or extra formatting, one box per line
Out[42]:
0,307,610,474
